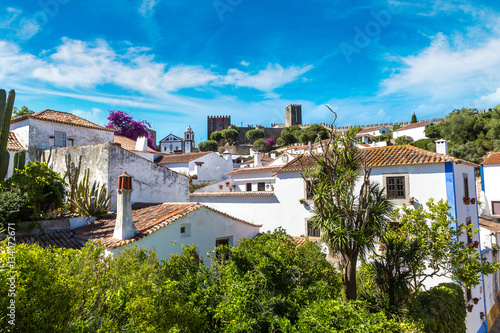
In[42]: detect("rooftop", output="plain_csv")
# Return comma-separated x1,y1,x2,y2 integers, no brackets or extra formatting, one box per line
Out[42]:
479,216,500,233
17,230,83,250
155,151,212,164
357,125,386,134
482,152,500,165
10,109,115,132
227,165,282,175
74,202,260,249
393,119,433,131
190,191,275,197
114,135,156,153
7,132,25,151
277,145,477,173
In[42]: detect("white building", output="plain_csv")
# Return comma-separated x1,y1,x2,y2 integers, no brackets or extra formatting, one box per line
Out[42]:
480,152,500,216
5,132,26,178
155,151,233,183
392,119,435,142
9,109,115,161
159,126,195,154
356,125,391,137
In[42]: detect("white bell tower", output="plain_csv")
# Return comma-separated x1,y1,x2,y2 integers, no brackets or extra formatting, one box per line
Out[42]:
184,125,194,153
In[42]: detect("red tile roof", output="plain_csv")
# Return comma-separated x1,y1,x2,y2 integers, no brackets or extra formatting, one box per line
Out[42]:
479,217,500,233
114,135,156,153
482,152,500,165
277,145,477,173
10,109,115,132
7,132,25,151
227,165,282,175
73,202,260,249
155,151,211,164
292,236,321,247
393,120,432,131
357,125,385,135
17,230,83,250
190,191,275,197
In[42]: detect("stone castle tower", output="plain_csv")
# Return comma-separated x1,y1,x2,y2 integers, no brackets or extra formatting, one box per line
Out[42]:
207,115,231,140
285,104,302,127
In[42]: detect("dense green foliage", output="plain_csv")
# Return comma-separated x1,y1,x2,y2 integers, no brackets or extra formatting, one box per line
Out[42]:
395,136,412,145
438,106,500,162
370,132,393,144
411,112,418,123
11,106,34,119
410,283,466,333
423,125,441,139
198,140,219,152
412,138,435,151
70,170,115,218
0,187,32,227
252,138,270,152
246,128,265,142
0,230,426,332
279,124,329,145
1,160,66,221
210,130,223,142
221,129,239,145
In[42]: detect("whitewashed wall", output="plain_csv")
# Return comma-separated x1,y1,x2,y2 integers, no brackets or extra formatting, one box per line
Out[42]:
107,207,260,265
10,118,114,162
188,153,233,177
393,122,433,141
194,166,224,184
482,165,500,216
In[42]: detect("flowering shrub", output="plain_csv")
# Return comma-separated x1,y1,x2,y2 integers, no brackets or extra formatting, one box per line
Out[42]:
266,138,276,146
106,110,155,149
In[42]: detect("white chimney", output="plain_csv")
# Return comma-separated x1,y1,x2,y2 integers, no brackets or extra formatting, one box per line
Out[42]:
435,139,448,155
254,153,262,167
223,150,231,160
135,136,148,152
113,172,137,240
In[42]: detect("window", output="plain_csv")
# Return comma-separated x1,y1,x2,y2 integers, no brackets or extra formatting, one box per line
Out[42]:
257,182,265,191
54,131,66,147
305,180,314,200
216,238,230,262
246,183,252,191
463,174,469,198
180,223,190,238
386,176,405,199
307,220,320,237
493,201,500,215
180,226,185,234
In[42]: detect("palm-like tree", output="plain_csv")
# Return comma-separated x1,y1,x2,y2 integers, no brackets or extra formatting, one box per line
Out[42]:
303,107,392,300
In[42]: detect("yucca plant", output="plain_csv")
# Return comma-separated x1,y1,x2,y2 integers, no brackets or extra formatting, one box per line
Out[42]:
70,169,116,218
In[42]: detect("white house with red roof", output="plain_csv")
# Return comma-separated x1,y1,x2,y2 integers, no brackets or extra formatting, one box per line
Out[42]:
9,109,115,161
480,152,500,216
392,119,435,142
5,132,26,178
356,125,391,137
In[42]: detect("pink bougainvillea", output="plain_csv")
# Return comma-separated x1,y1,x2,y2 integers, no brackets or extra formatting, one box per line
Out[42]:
266,138,276,147
106,110,156,149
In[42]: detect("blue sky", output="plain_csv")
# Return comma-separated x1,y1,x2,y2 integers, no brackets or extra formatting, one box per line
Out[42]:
1,0,500,143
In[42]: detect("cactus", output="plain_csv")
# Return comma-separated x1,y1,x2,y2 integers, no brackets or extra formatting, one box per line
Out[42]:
64,153,82,214
0,89,15,181
12,151,26,175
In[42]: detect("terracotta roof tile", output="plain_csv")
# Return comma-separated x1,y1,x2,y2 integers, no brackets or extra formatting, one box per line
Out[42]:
482,152,500,165
73,202,260,248
7,132,25,151
16,230,83,250
357,125,385,134
479,217,500,233
155,151,211,164
393,120,432,131
292,236,321,247
10,109,115,132
277,145,477,173
190,191,275,197
114,135,156,153
227,165,282,175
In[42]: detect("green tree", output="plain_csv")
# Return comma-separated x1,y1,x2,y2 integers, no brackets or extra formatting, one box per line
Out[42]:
221,128,239,145
304,126,392,300
252,138,269,152
279,125,302,145
395,136,412,145
371,199,498,300
449,141,486,163
198,140,218,152
440,108,485,145
392,124,401,130
276,137,285,146
424,125,441,139
11,106,34,119
410,112,418,123
246,129,265,142
210,130,223,143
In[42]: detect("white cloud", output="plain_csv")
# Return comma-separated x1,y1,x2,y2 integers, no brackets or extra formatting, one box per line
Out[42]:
72,107,104,125
0,38,311,95
139,0,159,17
240,60,250,67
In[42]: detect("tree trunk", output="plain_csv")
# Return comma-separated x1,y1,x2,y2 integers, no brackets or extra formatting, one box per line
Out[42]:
344,252,358,300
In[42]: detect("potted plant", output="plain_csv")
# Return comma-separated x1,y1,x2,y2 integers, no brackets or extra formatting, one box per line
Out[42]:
473,240,479,249
219,185,223,190
467,304,473,312
471,198,476,204
226,182,230,187
464,196,471,205
409,197,415,205
473,297,480,305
